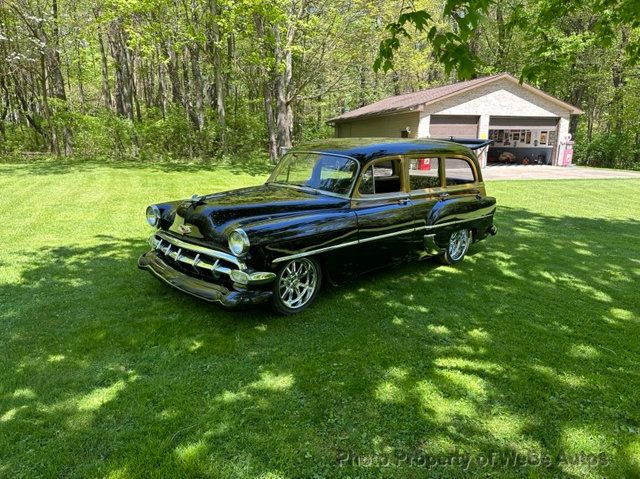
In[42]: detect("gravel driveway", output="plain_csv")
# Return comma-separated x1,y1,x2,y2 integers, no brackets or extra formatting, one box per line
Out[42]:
482,165,640,180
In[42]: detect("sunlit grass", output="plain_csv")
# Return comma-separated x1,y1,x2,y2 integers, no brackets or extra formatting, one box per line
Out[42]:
0,159,639,478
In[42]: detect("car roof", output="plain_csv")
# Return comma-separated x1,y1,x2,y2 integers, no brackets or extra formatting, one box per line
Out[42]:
290,138,477,165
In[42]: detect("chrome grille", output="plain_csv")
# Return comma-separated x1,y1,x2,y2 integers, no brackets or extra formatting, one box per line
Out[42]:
150,231,245,278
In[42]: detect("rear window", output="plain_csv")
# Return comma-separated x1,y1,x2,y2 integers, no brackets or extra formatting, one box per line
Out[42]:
409,158,440,190
445,158,475,185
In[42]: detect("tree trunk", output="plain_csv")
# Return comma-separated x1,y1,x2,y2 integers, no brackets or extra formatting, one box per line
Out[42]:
109,21,133,120
209,0,226,151
129,47,142,122
610,31,628,136
273,23,293,154
156,45,167,117
359,66,367,107
495,1,507,71
40,54,59,155
189,45,205,131
76,49,86,111
254,13,278,163
0,76,8,146
264,82,278,162
165,39,183,106
98,29,112,110
50,0,72,155
392,71,400,95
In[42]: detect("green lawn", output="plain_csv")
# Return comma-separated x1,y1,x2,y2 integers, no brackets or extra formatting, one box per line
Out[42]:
1,159,639,478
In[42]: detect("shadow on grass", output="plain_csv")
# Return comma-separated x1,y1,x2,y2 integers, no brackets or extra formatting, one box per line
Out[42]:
0,155,274,177
1,208,639,478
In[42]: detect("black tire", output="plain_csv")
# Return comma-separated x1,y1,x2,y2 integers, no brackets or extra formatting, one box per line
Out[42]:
272,257,322,315
438,228,472,265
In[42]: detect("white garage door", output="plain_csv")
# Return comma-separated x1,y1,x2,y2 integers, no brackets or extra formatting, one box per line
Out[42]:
430,115,479,138
489,117,558,129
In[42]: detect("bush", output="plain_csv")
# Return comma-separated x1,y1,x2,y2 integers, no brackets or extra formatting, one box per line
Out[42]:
136,108,197,161
2,104,272,165
575,133,640,170
73,111,137,158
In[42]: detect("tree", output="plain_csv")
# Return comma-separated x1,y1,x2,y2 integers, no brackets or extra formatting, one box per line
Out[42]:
0,0,638,169
374,0,640,81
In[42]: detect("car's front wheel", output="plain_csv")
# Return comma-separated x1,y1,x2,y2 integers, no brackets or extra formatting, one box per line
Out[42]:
439,229,472,265
272,257,321,314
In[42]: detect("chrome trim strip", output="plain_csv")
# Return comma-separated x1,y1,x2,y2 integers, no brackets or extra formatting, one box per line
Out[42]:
155,231,245,268
271,213,494,264
423,213,494,230
272,239,360,263
272,228,414,264
359,227,415,244
352,193,410,202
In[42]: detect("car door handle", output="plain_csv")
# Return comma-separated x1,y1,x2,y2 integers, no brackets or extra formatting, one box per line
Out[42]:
438,192,450,200
397,198,410,205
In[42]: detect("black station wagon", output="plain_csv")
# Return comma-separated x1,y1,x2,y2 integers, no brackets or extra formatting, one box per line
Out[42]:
138,138,497,314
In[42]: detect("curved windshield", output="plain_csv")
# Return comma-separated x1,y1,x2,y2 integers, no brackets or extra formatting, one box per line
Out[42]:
267,152,358,195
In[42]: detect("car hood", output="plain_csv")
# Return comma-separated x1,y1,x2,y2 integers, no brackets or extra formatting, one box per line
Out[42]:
172,184,349,242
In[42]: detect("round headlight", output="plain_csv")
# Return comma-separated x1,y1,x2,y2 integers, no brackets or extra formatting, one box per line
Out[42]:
146,205,161,227
228,229,250,257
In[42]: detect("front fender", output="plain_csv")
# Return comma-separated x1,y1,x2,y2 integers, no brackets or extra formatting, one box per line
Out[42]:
242,210,358,267
153,200,183,230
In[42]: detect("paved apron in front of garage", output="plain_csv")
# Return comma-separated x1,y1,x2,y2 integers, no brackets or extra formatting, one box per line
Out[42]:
482,165,640,180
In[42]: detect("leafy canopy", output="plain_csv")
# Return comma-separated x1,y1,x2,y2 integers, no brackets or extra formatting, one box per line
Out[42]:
375,0,640,80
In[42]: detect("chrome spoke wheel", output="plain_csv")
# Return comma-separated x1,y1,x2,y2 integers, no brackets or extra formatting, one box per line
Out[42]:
277,258,319,310
447,229,470,262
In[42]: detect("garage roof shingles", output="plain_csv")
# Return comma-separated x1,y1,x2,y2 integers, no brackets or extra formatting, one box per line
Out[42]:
329,73,582,122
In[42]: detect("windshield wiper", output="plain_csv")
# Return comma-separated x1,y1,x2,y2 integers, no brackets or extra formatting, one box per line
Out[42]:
268,182,323,195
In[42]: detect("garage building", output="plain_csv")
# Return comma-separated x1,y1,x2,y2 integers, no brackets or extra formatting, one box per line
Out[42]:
328,73,582,167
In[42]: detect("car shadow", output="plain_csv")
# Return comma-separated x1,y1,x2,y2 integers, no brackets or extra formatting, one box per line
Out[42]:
1,207,639,477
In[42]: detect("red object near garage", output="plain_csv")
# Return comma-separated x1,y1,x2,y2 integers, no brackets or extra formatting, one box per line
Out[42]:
417,158,432,170
563,142,574,166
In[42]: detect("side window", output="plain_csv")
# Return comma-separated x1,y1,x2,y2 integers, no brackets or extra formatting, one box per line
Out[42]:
409,158,440,190
359,159,402,195
445,158,475,186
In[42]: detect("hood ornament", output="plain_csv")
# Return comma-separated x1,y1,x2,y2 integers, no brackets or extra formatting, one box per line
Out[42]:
188,193,206,207
178,224,192,235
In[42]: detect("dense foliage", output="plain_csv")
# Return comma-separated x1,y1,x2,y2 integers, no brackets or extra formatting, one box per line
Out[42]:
1,0,639,169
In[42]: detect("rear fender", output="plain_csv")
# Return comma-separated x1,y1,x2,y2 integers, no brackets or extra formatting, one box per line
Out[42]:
428,195,496,247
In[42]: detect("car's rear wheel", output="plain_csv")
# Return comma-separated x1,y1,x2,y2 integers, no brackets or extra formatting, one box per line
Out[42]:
439,228,471,265
272,257,321,314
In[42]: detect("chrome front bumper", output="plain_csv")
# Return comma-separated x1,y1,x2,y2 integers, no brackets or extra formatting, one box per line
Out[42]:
138,251,273,307
148,232,276,286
